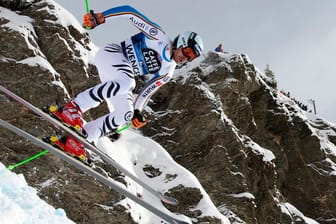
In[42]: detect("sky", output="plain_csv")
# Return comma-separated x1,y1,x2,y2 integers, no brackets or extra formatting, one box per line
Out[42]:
55,0,336,123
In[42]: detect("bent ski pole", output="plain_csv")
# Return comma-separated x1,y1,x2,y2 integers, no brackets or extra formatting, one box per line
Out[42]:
7,149,49,170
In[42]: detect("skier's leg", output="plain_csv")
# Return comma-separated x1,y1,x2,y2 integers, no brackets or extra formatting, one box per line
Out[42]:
84,92,134,142
74,44,134,113
74,44,136,141
74,80,126,112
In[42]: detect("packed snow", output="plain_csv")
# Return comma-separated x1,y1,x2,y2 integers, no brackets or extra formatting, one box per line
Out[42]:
280,203,319,224
0,162,75,224
95,130,230,223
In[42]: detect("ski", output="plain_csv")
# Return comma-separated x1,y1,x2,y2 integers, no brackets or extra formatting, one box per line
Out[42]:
0,84,178,206
0,118,190,224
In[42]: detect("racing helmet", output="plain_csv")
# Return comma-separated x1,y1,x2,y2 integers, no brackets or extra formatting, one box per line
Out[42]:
172,31,204,61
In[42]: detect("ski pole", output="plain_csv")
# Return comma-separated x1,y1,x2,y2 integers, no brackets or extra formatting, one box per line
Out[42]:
7,149,49,170
84,0,90,13
115,124,131,134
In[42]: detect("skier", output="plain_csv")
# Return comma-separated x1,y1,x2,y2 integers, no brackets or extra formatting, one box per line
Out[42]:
45,5,204,160
214,44,223,53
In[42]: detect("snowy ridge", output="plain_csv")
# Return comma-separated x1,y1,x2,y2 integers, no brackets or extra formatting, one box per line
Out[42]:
36,0,99,66
0,2,98,93
279,203,319,224
276,93,336,176
175,51,330,223
177,52,277,164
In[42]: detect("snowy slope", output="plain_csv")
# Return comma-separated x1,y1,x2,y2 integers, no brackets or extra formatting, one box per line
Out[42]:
0,163,75,224
95,130,230,223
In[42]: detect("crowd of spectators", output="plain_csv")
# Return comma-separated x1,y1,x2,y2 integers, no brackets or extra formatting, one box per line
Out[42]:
280,90,309,112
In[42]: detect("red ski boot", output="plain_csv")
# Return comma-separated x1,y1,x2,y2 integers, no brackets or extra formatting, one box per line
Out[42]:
48,134,89,162
45,101,87,137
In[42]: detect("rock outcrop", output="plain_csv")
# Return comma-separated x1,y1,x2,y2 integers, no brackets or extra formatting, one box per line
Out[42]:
144,52,336,223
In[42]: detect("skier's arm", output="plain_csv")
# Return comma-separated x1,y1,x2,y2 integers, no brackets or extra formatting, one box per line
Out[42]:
134,68,175,112
102,5,166,40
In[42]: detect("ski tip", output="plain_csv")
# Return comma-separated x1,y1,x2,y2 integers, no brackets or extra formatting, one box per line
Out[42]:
172,217,192,224
160,195,179,206
173,221,191,224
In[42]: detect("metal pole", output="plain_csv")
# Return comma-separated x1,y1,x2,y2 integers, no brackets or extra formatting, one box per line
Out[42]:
309,99,317,114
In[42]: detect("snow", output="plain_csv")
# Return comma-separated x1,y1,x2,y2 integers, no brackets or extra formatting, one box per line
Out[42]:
36,0,99,65
19,56,58,75
0,129,230,224
38,177,58,189
276,90,336,175
0,7,38,53
0,2,98,72
228,192,255,200
0,163,75,224
95,130,230,223
280,203,319,224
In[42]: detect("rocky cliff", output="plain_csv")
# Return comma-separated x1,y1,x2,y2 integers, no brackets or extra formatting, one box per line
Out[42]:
144,52,336,223
1,0,335,223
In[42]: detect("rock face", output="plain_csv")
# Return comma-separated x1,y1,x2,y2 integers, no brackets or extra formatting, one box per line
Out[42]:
144,52,336,223
1,1,336,224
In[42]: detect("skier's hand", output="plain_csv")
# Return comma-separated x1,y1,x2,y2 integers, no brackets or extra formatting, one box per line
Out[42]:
82,10,105,30
132,109,147,129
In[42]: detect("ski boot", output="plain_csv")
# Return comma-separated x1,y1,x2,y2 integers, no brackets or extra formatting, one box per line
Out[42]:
44,101,87,138
45,134,91,164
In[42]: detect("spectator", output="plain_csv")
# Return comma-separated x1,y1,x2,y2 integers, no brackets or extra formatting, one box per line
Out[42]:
215,44,223,53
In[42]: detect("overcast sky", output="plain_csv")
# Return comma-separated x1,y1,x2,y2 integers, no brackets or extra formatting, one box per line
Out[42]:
56,0,336,123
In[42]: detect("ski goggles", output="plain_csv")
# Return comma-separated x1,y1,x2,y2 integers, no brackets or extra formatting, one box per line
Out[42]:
182,47,198,62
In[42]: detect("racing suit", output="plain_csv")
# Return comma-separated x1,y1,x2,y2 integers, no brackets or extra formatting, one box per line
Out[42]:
74,5,177,142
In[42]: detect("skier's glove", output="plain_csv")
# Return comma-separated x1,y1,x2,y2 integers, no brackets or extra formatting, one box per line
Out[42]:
82,10,105,30
132,109,147,129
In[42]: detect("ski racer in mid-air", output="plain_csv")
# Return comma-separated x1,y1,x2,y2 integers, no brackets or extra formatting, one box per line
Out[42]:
45,5,204,161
